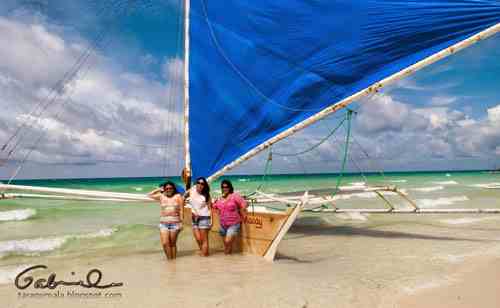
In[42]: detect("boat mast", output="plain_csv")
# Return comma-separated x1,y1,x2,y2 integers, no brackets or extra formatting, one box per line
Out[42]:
183,0,192,188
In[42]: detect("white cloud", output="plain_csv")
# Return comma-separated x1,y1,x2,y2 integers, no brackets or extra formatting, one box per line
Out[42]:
0,16,184,175
430,95,457,106
487,104,500,124
356,94,410,133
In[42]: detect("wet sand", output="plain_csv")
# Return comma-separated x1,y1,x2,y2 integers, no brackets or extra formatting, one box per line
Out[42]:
2,252,499,308
397,257,500,308
2,214,500,308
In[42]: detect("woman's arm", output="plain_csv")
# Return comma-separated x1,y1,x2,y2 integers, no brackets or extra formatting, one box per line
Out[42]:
147,188,162,201
208,197,214,228
237,193,248,218
176,194,185,221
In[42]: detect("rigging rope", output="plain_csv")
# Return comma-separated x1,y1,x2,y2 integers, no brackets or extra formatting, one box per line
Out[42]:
272,117,347,157
332,109,353,196
251,110,355,202
200,0,354,113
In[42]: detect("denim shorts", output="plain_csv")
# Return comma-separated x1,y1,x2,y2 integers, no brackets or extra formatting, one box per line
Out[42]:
159,222,182,231
219,223,241,237
191,216,211,229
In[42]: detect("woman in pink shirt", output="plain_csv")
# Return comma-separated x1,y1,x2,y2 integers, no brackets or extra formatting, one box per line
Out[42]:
212,179,247,254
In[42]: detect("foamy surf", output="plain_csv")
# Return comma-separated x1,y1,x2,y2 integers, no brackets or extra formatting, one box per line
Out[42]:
332,192,378,200
0,228,117,258
431,180,458,185
470,183,500,189
0,209,37,222
0,264,35,285
388,179,407,183
410,186,444,192
417,196,469,208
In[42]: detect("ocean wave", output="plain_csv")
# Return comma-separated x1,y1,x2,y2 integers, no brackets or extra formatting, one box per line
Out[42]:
349,182,365,186
431,180,458,185
238,178,250,182
410,186,444,192
334,212,369,222
387,179,407,183
0,228,117,259
417,196,469,208
470,183,500,189
333,192,378,200
132,187,143,191
0,264,35,285
0,209,37,222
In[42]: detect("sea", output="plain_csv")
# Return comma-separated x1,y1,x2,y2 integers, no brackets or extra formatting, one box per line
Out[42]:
1,170,500,305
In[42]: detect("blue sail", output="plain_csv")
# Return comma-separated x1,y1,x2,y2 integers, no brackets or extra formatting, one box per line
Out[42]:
188,0,500,178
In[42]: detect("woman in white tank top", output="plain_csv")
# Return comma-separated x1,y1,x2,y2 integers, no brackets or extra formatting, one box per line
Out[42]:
185,177,212,256
148,181,184,260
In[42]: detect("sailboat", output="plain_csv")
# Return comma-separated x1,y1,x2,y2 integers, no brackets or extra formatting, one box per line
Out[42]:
2,1,500,260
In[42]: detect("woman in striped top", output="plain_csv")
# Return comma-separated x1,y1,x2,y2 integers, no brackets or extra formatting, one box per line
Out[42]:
148,181,184,260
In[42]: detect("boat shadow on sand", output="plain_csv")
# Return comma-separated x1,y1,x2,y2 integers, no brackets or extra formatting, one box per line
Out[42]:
287,216,498,243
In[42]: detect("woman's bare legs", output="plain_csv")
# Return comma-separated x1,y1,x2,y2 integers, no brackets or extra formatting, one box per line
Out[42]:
223,235,236,255
168,230,180,259
160,230,173,260
192,228,203,250
199,229,209,256
192,228,209,256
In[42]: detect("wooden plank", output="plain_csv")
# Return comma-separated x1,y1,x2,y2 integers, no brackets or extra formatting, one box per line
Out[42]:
306,208,500,214
0,184,152,201
263,192,308,262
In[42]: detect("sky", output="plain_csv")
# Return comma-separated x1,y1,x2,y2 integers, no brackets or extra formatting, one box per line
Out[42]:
0,0,499,180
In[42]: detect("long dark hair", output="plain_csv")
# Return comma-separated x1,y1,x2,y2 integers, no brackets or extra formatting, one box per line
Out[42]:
159,181,178,195
195,177,210,202
220,179,234,194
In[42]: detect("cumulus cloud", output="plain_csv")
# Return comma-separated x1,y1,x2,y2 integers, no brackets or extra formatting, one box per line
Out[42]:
0,16,184,178
353,94,500,164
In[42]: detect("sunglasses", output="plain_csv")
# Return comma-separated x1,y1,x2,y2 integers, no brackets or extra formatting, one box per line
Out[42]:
197,182,205,185
221,186,230,189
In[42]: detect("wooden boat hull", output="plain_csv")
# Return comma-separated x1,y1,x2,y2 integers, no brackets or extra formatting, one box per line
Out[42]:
182,206,297,258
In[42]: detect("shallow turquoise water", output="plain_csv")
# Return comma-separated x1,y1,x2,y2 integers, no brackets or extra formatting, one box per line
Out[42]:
0,171,499,268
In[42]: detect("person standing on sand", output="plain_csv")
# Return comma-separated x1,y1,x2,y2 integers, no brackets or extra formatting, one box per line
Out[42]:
212,179,247,255
185,177,212,256
148,181,184,260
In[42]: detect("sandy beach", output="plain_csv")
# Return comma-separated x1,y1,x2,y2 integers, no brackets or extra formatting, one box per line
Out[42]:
397,257,500,308
2,212,500,308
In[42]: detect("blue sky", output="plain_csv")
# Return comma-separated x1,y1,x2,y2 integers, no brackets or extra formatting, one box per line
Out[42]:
0,0,499,179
